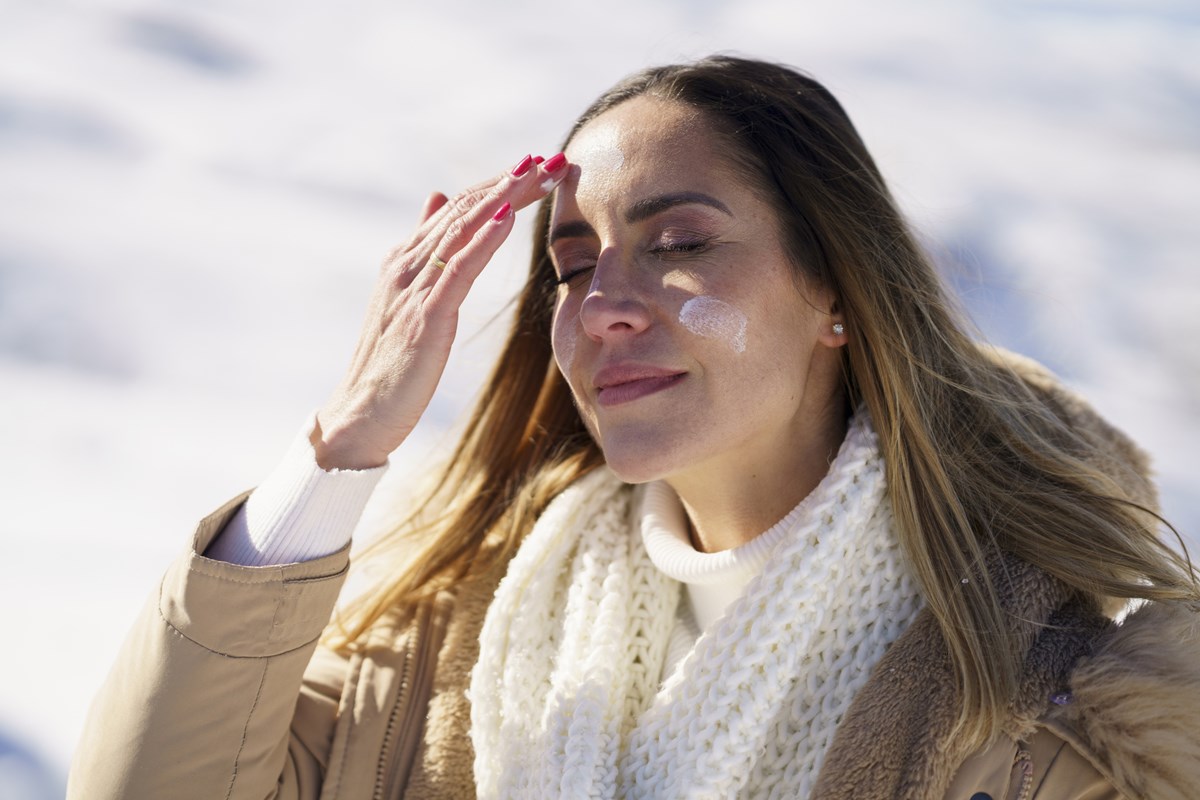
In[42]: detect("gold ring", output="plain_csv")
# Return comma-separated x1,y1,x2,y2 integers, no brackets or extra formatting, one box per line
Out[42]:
429,254,448,271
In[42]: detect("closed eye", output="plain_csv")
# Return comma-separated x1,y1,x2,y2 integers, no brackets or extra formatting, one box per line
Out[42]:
556,265,595,286
651,239,712,256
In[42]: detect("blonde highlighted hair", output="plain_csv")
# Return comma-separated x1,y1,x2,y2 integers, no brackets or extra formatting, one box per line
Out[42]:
331,55,1197,752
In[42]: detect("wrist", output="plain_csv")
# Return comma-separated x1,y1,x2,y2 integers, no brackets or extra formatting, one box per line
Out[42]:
311,411,391,471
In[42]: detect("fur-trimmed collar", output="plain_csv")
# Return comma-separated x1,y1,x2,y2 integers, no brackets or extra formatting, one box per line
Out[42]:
812,349,1200,799
1047,600,1200,800
811,555,1087,798
813,553,1200,799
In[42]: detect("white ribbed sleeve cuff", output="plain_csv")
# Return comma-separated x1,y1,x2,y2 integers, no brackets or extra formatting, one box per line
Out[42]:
204,414,388,566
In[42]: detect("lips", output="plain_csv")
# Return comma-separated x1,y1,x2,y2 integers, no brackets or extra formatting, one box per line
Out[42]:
593,363,686,407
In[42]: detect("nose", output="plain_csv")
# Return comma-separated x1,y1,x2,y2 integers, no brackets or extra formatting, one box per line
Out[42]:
577,252,652,342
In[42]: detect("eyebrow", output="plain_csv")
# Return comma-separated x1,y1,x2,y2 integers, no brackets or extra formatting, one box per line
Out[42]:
547,191,733,246
626,191,732,223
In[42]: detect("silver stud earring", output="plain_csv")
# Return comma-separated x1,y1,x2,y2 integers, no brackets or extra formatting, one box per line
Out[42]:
832,323,845,336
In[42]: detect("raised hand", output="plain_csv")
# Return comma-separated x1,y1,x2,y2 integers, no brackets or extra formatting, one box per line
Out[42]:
312,153,568,470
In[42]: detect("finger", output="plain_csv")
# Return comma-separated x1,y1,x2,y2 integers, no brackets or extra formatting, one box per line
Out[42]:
416,152,569,272
386,176,505,274
429,201,516,309
509,151,569,212
413,174,505,240
405,183,502,268
417,192,449,225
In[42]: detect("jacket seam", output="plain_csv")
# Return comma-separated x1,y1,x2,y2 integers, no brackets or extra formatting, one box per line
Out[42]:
225,658,271,800
1040,719,1133,799
188,559,349,586
156,571,330,658
157,609,326,659
1028,737,1073,799
322,647,368,800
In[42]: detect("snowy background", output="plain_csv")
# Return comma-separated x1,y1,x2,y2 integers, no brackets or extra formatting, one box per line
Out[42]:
2,0,1197,794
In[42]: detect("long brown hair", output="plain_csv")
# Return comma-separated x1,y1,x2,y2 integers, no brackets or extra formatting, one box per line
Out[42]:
331,55,1197,749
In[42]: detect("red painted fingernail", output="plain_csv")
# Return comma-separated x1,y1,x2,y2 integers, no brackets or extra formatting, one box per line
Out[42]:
542,152,567,173
492,202,512,221
511,154,534,177
533,155,545,164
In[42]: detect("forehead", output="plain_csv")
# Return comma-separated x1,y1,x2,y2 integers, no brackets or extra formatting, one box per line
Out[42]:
555,97,737,215
569,96,713,166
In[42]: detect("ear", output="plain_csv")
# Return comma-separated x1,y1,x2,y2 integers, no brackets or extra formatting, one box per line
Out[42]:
816,296,848,349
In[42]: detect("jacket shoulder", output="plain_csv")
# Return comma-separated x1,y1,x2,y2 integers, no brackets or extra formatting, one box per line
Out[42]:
1044,601,1200,800
980,346,1158,511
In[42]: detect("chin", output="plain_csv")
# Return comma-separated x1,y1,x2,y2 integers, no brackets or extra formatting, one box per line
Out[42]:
601,461,662,485
595,440,676,485
583,414,688,485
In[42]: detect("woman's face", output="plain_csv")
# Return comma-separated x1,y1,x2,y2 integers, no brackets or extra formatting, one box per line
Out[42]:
549,96,846,486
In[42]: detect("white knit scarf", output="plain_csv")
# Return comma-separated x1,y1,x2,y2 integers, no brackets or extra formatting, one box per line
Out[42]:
470,413,923,798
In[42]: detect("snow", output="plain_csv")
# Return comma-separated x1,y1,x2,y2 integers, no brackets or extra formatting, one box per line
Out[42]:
1,0,1197,789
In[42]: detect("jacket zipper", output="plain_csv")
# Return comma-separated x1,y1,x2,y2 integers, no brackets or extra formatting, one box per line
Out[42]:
1010,747,1034,800
374,601,436,800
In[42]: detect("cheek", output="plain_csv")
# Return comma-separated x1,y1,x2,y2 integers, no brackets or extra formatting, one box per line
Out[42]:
552,304,578,379
678,296,748,354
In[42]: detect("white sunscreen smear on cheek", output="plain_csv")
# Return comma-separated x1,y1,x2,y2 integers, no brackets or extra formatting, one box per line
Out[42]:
679,296,748,353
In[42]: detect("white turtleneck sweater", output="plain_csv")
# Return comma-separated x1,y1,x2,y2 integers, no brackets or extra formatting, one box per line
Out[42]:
204,415,385,565
206,418,811,677
638,480,805,679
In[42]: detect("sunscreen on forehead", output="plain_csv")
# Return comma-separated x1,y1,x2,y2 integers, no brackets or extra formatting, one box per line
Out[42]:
680,296,748,353
573,123,625,174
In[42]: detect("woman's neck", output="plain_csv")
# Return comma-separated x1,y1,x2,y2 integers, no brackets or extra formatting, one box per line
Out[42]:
669,401,849,553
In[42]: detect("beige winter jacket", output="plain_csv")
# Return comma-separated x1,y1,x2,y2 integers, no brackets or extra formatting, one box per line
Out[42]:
69,356,1200,799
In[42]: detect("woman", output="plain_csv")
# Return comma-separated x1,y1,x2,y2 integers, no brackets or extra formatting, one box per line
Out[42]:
70,56,1200,799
